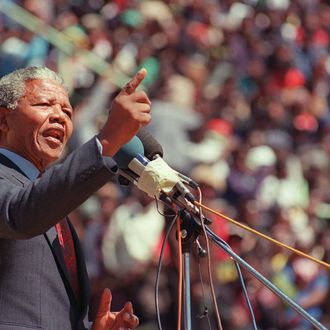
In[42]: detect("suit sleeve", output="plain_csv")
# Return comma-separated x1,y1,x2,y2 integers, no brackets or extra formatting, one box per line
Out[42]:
0,137,118,239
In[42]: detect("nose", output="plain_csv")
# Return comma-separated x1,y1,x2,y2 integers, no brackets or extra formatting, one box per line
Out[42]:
49,105,66,124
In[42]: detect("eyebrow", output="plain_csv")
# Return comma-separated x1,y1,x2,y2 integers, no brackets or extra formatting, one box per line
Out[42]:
34,96,72,108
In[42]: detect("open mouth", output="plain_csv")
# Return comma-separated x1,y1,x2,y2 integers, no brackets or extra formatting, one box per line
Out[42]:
43,128,64,143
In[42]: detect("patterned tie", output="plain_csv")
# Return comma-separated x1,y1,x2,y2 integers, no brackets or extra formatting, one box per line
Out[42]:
55,219,81,302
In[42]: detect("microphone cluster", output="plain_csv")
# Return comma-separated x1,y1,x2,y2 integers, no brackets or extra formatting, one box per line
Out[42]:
112,129,205,219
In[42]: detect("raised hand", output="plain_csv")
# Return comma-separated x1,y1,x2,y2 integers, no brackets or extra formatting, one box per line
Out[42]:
92,288,139,330
98,68,151,156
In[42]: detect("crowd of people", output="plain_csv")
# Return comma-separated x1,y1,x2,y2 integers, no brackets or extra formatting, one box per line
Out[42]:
1,0,330,329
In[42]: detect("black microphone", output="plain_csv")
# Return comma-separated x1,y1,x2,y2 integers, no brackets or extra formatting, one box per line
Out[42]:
136,128,163,159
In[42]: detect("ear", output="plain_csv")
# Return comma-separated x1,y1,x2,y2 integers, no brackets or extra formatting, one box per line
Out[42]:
0,107,10,133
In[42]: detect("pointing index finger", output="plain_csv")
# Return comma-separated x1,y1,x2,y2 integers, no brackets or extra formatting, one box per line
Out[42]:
121,68,147,95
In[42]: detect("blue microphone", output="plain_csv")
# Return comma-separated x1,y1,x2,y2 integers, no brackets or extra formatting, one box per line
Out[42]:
112,135,144,169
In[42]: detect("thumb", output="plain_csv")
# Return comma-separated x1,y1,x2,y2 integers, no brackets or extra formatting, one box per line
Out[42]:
119,68,147,95
96,288,112,318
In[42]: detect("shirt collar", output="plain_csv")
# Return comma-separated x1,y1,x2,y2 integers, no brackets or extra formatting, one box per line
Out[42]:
0,148,40,180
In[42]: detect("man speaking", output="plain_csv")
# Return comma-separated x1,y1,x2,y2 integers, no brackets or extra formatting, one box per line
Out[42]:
0,66,151,329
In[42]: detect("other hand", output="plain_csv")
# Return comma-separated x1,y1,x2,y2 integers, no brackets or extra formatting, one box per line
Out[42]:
92,288,139,330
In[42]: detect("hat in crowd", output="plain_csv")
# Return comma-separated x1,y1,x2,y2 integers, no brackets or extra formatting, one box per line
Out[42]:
283,68,305,88
206,118,232,137
293,113,318,132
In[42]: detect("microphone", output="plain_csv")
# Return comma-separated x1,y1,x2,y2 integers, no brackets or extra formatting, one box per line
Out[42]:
113,133,211,224
113,133,196,205
113,135,144,169
112,135,146,184
136,128,163,159
136,129,197,202
136,129,199,189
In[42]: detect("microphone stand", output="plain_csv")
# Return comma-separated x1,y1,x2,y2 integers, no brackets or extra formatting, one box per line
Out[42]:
178,209,202,330
176,208,327,330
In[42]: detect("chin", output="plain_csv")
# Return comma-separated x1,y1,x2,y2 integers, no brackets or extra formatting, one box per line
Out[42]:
39,149,63,168
48,151,63,163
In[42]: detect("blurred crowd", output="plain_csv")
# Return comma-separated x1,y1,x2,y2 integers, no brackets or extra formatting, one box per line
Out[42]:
1,0,330,329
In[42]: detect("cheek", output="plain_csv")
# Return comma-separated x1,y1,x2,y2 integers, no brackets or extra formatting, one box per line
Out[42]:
18,116,44,139
67,122,73,140
11,122,38,145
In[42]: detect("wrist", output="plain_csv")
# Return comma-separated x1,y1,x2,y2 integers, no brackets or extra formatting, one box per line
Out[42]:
97,133,121,157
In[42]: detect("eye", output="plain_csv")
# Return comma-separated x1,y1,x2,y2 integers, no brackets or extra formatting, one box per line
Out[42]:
63,109,72,119
34,102,50,107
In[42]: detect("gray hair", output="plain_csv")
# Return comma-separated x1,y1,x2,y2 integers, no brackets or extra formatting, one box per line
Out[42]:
0,66,64,110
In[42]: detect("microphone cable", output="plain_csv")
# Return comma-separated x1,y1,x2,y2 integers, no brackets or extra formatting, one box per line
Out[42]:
211,234,258,330
194,202,330,270
153,199,184,330
233,257,258,330
154,211,177,330
196,188,224,330
176,209,183,330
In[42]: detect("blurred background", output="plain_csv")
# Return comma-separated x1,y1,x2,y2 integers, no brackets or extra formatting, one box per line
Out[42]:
1,0,330,329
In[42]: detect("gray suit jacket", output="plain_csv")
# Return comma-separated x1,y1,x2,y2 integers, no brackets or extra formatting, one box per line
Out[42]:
0,138,117,330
